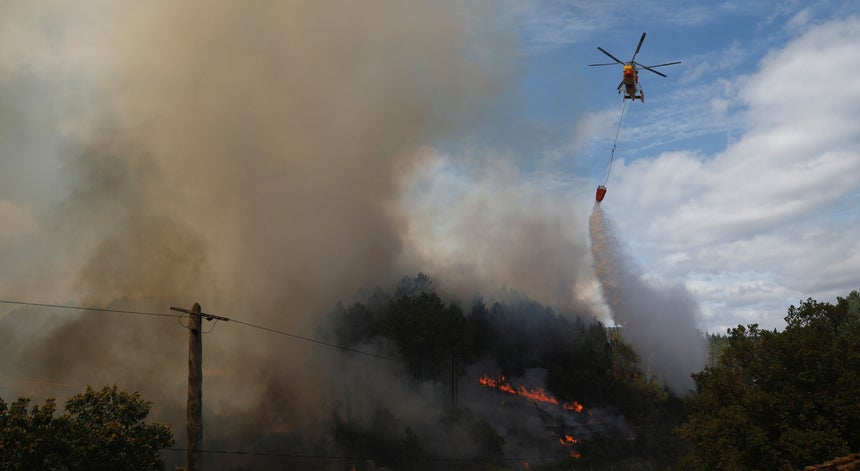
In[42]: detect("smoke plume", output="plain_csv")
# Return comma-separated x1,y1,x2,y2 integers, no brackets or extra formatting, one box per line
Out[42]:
0,0,515,444
589,204,706,394
400,152,597,312
0,0,673,467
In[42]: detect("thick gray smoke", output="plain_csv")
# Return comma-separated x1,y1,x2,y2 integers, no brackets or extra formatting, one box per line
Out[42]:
0,0,514,445
401,155,597,312
0,1,626,466
589,204,706,394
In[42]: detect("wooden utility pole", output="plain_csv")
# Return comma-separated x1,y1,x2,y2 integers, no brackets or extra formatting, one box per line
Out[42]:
169,304,230,471
186,303,203,471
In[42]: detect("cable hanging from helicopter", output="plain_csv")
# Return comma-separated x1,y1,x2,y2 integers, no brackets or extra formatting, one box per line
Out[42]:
588,32,680,203
596,98,627,203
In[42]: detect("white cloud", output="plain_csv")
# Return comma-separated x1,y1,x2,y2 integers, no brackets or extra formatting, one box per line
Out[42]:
786,8,813,31
561,107,622,159
605,17,860,331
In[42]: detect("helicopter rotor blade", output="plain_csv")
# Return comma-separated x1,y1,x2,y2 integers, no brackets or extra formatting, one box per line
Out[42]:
631,32,646,62
596,47,625,65
645,61,682,68
588,62,620,67
637,63,668,77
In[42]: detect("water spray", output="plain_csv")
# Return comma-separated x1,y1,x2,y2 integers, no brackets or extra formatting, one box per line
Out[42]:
588,204,707,394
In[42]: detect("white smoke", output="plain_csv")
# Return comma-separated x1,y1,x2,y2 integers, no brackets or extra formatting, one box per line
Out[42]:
589,204,706,394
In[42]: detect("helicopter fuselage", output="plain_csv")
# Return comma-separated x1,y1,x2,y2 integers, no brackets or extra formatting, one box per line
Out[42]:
618,64,643,102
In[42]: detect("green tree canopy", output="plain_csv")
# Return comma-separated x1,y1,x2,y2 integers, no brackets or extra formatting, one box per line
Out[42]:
0,385,174,471
677,291,860,470
0,397,62,470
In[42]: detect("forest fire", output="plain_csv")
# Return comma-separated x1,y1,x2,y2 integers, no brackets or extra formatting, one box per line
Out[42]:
478,374,584,413
480,374,584,460
559,434,582,458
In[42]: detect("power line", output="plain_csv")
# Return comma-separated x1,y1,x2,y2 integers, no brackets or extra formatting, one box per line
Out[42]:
165,447,368,461
0,298,401,363
229,318,401,362
0,299,181,318
169,306,402,362
165,447,561,464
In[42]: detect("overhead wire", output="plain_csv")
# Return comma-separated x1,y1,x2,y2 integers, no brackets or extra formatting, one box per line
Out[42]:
165,447,564,464
0,299,401,363
0,299,181,318
228,317,402,362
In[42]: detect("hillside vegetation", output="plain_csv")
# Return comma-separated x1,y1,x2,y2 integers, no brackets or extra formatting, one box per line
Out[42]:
3,275,857,470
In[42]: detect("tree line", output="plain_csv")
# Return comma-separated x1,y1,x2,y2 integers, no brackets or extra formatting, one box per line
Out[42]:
4,277,858,470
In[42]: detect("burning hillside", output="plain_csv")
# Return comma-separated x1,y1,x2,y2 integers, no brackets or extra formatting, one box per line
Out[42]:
478,374,584,413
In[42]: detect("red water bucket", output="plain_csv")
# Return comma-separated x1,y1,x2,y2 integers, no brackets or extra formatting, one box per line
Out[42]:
595,185,607,202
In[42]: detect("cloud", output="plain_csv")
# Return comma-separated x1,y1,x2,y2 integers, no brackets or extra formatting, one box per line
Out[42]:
786,8,814,31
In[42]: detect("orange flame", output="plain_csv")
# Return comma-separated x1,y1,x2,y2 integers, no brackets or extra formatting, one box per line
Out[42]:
559,434,582,458
479,375,584,460
478,374,584,413
479,374,517,394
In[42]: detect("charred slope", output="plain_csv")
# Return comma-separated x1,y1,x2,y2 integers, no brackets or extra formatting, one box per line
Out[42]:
312,273,691,470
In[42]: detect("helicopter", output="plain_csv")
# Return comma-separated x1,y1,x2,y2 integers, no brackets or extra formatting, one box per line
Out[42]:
589,32,680,102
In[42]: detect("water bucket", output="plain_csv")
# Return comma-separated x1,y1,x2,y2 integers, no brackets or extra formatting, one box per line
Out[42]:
595,185,607,202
